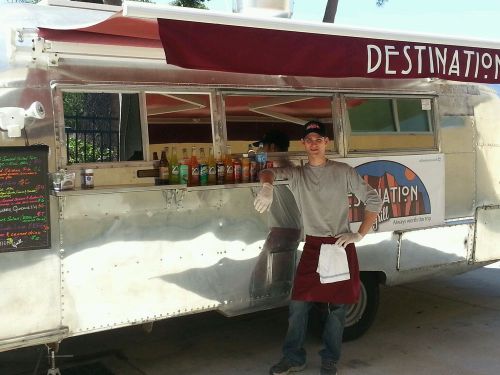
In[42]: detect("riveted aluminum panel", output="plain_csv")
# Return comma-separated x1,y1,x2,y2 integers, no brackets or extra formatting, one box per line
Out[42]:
356,231,399,274
0,196,63,350
58,187,296,334
474,206,500,262
475,91,500,207
399,224,470,270
444,153,475,218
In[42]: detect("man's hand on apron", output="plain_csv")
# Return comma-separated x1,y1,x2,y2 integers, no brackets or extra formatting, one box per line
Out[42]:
254,183,274,213
335,232,363,248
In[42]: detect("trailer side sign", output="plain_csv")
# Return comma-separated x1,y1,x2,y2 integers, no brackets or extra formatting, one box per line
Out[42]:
343,154,445,233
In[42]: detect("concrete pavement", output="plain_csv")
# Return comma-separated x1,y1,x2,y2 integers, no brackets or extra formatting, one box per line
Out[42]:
1,262,499,375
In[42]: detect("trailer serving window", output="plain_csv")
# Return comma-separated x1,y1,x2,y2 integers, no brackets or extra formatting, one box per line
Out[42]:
145,92,212,159
345,96,436,152
63,92,143,163
223,94,336,154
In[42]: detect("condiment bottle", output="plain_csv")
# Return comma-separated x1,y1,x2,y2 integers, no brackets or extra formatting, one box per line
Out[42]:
241,154,250,183
216,150,225,185
233,157,242,183
189,146,199,186
169,146,179,184
152,152,159,167
82,168,94,189
256,142,267,170
248,143,256,161
158,149,170,185
199,147,208,186
224,146,234,184
179,148,189,185
207,147,217,185
250,159,258,182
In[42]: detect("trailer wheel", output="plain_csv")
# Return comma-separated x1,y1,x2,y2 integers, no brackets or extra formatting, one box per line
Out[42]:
342,272,379,341
310,272,380,341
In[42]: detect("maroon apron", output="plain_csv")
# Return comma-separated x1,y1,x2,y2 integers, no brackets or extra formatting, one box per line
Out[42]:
291,235,360,304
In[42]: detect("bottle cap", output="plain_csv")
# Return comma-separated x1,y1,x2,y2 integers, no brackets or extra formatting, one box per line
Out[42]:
84,169,94,174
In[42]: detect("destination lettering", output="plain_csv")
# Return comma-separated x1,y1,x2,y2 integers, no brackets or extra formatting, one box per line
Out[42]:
367,44,500,80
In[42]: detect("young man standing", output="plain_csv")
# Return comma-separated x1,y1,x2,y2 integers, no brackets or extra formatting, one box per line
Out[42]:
254,120,383,375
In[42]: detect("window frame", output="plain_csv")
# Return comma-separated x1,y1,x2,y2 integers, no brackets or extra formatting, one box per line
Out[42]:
219,90,341,158
341,93,439,154
144,89,216,158
53,85,150,169
53,85,441,170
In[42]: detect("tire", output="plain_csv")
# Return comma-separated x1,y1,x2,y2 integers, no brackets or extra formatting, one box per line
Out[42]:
310,272,380,342
342,272,380,341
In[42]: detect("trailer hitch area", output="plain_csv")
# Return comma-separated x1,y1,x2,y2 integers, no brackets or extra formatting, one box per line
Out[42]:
45,343,73,375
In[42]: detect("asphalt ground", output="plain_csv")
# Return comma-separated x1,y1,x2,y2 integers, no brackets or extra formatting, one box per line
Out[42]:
1,262,499,375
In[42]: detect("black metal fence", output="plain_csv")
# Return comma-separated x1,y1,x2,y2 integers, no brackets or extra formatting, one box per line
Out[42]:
65,115,119,164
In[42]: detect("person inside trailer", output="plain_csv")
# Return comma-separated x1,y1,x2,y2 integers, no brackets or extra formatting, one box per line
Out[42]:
250,128,302,299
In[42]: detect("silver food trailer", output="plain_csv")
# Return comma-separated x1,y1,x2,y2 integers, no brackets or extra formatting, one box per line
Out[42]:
1,0,499,363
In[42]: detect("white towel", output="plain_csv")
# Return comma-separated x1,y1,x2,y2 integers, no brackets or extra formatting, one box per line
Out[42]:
316,244,350,284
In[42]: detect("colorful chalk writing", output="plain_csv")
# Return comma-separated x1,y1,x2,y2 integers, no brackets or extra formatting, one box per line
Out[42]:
0,146,50,252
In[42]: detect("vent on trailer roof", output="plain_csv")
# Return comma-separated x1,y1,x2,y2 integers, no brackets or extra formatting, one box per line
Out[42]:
232,0,294,18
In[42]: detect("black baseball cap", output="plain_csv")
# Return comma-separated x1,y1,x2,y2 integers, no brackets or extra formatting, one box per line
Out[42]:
303,120,326,138
253,129,290,151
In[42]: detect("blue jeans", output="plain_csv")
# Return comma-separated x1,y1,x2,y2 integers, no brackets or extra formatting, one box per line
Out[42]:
282,300,346,365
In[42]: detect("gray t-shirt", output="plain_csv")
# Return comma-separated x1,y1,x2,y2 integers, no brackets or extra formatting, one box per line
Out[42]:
267,157,301,229
268,183,302,229
272,159,382,237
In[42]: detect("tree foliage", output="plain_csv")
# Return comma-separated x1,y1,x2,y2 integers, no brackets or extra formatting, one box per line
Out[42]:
169,0,209,9
324,0,388,23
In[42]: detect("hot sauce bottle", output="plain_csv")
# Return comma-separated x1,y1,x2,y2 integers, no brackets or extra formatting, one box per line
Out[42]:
189,146,199,186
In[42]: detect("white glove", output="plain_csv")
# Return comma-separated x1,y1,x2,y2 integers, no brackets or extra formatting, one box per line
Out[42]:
254,183,274,213
335,232,363,248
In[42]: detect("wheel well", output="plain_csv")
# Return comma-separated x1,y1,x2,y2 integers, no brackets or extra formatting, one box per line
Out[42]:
361,270,386,285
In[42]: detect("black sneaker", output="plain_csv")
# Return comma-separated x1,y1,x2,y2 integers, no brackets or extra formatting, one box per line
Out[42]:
320,359,337,375
269,357,306,375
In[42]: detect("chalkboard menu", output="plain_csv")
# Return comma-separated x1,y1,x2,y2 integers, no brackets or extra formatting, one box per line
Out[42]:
0,145,51,252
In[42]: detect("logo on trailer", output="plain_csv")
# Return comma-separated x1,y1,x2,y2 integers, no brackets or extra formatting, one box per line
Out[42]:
349,160,431,231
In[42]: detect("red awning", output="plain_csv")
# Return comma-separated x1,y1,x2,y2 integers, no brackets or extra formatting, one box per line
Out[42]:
37,4,500,84
38,12,162,49
157,17,500,83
